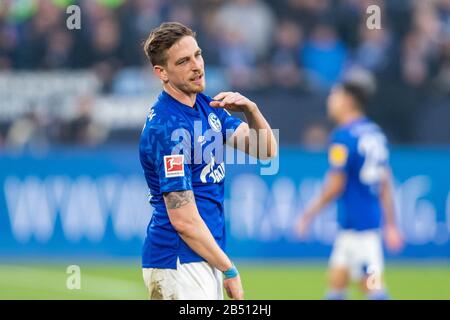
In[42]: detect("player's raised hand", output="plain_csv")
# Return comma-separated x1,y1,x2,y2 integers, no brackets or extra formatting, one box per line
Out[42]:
384,224,404,253
210,92,257,113
223,275,244,300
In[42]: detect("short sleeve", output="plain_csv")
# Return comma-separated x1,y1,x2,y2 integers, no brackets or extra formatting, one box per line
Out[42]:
146,126,193,194
328,131,350,172
216,108,243,143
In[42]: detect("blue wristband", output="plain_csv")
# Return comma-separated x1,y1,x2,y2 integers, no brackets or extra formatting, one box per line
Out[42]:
223,265,239,279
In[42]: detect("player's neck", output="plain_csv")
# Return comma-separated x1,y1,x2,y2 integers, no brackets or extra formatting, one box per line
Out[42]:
163,83,197,107
339,111,365,126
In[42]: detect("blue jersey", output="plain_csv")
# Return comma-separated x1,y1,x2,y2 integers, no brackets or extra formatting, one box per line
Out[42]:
139,91,243,269
328,117,389,231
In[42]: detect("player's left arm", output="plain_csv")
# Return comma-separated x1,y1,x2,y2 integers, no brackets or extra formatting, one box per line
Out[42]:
295,170,346,237
210,92,277,160
296,140,349,238
379,167,403,252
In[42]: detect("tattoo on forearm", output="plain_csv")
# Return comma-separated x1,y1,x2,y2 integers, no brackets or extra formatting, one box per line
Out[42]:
163,191,194,209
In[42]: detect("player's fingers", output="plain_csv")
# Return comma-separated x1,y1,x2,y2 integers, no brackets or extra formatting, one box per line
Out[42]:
226,286,233,299
209,100,222,108
223,281,233,298
221,95,238,106
213,92,233,101
229,288,239,300
233,96,247,105
217,92,241,105
222,92,242,106
388,236,402,252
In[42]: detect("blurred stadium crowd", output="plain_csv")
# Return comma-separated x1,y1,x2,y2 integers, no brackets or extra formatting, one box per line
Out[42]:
0,0,449,148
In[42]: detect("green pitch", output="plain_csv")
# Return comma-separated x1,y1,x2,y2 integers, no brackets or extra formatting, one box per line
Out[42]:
0,261,449,299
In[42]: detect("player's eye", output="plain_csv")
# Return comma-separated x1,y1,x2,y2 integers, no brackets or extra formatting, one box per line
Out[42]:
176,58,188,65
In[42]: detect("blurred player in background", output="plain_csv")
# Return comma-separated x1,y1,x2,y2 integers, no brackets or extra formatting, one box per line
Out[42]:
139,22,277,300
295,68,403,300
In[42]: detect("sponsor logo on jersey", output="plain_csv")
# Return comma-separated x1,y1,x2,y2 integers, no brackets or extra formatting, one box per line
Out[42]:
197,135,207,147
200,155,225,184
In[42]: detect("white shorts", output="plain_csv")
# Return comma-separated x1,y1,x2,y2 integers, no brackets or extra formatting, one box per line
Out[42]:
329,229,384,281
142,259,223,300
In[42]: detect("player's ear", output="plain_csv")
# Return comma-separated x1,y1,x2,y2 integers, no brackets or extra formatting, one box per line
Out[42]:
153,65,169,83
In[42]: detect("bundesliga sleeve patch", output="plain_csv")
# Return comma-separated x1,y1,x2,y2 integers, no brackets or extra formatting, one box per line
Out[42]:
164,155,185,178
329,144,348,167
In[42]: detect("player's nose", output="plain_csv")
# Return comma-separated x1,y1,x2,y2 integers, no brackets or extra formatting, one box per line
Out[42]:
191,57,202,71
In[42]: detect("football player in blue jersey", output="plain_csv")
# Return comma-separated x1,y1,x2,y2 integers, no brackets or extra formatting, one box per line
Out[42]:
139,22,277,300
295,69,403,300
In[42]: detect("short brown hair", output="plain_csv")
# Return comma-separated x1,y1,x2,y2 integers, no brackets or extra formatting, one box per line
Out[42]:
143,22,196,66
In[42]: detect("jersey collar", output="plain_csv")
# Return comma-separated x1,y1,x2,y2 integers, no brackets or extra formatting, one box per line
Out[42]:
160,90,201,117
